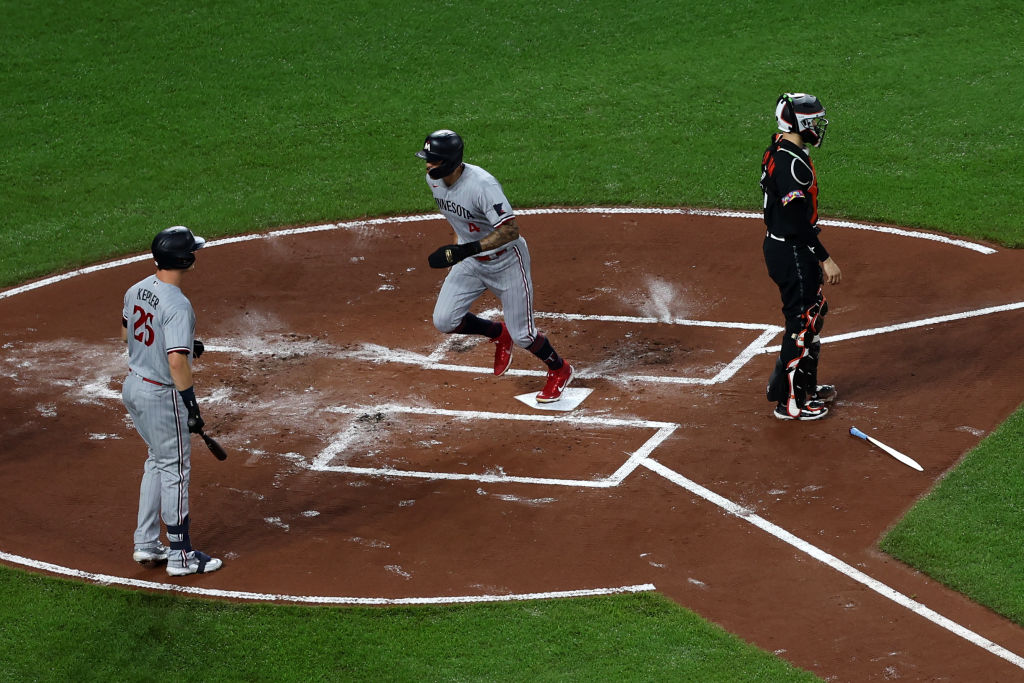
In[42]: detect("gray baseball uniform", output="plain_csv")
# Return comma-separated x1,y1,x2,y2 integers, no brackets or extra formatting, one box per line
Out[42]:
121,275,195,553
428,163,538,347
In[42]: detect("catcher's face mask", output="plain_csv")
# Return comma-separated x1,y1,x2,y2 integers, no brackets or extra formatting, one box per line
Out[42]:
798,114,829,147
776,93,828,147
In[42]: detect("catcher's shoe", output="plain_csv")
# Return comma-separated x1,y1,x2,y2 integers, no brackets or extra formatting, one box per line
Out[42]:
774,400,829,421
492,323,513,376
537,361,574,403
809,384,837,403
166,550,223,577
133,543,170,565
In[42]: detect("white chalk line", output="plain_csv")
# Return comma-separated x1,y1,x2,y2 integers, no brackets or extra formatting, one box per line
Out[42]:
758,301,1024,355
316,404,677,487
0,550,652,605
162,290,1024,661
211,314,778,386
710,326,782,384
209,296,1024,388
225,304,777,387
641,458,1024,670
312,402,1022,670
816,217,997,254
0,208,996,302
536,310,778,331
514,208,997,254
0,208,1017,658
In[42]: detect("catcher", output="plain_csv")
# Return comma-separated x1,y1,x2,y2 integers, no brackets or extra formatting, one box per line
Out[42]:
760,93,842,421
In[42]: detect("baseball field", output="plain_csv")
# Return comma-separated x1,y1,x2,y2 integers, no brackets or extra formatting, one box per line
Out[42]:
2,1,1023,680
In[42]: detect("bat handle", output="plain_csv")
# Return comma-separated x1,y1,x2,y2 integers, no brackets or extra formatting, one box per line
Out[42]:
849,426,868,439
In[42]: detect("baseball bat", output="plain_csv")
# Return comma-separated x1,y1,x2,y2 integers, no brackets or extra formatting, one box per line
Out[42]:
199,430,228,461
849,427,922,472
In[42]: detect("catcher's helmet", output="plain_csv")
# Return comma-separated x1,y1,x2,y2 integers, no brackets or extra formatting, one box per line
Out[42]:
775,93,829,147
415,129,464,179
151,226,206,270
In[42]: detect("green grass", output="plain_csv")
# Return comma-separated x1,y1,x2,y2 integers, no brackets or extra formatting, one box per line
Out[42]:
0,567,816,682
2,0,1024,679
881,404,1024,623
3,1,1023,287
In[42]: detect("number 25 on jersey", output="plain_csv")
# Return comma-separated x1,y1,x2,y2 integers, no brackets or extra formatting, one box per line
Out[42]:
133,306,155,346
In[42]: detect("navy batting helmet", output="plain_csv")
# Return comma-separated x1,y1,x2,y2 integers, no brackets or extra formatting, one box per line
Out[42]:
151,226,206,270
415,129,464,179
775,93,829,147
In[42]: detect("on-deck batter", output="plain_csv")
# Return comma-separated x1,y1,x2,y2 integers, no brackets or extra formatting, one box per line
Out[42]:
416,129,574,402
121,226,223,576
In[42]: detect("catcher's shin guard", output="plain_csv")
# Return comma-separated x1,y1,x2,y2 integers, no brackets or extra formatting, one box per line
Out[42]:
768,291,825,406
795,338,819,396
796,294,827,392
767,330,808,406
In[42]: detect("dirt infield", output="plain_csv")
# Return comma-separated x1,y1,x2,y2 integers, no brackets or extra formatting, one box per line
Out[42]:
2,209,1024,680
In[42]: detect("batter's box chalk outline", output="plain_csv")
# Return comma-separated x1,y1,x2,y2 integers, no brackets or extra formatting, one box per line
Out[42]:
313,404,677,488
757,300,1024,355
424,307,783,387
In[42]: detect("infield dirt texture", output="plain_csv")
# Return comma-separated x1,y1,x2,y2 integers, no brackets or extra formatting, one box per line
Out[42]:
3,208,1024,680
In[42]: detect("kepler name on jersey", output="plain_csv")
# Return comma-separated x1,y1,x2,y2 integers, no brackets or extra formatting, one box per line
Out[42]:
136,288,160,307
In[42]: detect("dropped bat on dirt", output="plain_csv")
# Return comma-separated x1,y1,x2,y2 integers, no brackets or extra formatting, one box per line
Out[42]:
849,426,922,472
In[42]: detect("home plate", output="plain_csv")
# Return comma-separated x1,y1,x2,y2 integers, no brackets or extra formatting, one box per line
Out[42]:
514,388,593,411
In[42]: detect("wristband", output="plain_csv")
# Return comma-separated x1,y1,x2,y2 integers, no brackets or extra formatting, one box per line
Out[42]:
178,386,197,408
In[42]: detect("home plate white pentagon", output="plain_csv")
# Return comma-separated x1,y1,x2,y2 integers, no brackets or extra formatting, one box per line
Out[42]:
514,387,593,411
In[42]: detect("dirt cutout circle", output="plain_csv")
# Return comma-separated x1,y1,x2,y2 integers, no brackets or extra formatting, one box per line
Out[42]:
2,209,1024,680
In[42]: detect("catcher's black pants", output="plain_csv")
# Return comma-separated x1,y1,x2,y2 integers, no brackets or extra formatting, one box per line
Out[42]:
763,237,826,406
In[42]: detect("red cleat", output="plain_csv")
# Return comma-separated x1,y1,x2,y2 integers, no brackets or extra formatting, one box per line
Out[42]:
536,361,574,403
492,323,513,376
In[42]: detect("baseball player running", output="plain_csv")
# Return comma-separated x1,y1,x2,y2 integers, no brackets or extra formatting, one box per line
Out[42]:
121,226,223,575
416,129,574,402
760,93,842,420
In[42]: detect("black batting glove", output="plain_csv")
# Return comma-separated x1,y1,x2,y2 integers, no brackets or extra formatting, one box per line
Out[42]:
428,241,482,269
193,339,205,359
178,386,205,434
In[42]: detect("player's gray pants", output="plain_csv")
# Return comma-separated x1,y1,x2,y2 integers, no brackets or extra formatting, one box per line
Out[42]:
122,373,191,550
433,237,537,347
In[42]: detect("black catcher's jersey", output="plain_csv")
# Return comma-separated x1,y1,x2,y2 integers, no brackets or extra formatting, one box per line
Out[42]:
760,134,820,243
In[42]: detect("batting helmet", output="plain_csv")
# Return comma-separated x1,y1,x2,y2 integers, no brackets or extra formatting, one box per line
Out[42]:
775,93,829,147
415,129,464,179
151,226,206,270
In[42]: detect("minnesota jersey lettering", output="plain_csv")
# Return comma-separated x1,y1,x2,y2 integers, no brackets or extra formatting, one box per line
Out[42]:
434,197,474,220
427,163,516,245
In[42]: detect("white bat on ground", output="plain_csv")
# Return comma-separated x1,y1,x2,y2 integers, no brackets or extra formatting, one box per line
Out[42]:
849,427,923,472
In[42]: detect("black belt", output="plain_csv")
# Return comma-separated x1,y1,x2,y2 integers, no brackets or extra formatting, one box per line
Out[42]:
475,248,507,262
766,231,790,242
